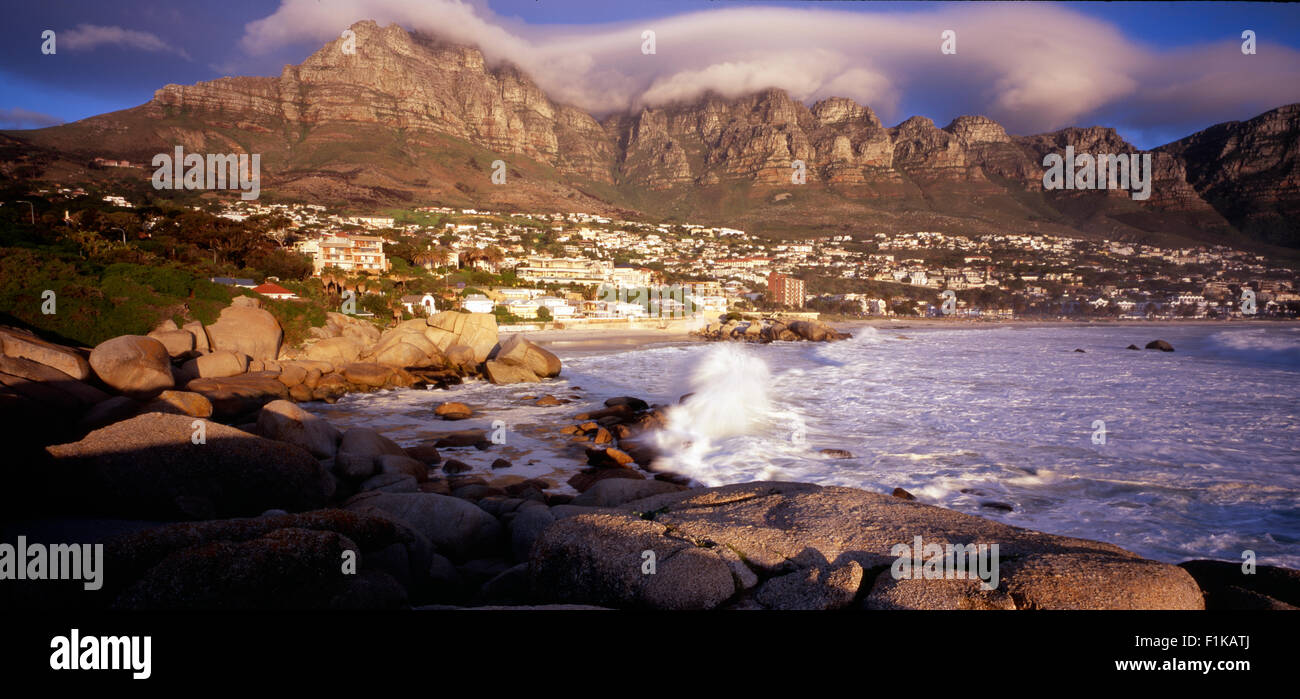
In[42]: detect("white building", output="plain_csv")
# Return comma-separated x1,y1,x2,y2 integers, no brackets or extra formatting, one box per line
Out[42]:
496,288,543,301
516,256,612,285
349,216,395,229
535,296,576,318
401,293,437,316
505,298,541,319
462,294,495,314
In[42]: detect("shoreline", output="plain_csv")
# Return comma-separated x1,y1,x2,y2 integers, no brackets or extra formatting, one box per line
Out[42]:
509,317,1293,354
7,304,1297,610
506,326,697,354
840,317,1297,329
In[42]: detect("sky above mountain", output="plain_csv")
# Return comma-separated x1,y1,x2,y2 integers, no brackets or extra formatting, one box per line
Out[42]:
2,0,1299,149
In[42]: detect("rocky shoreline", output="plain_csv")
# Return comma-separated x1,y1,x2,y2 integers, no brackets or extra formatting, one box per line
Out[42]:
692,317,853,343
1,301,1296,610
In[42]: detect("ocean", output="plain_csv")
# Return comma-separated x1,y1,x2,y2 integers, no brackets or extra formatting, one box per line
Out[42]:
313,323,1300,569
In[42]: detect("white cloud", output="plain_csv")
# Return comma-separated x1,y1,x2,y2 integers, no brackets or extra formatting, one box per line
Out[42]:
61,24,191,60
229,0,1300,137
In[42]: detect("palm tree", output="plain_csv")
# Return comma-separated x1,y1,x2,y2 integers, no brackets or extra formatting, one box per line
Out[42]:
433,246,454,268
414,246,454,271
413,248,439,270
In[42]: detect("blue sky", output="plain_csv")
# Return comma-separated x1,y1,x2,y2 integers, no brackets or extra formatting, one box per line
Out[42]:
2,1,1299,148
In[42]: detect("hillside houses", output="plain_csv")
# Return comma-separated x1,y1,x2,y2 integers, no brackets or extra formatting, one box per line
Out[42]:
203,198,1298,321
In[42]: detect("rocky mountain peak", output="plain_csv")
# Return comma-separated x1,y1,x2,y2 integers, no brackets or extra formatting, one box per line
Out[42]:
892,115,939,135
812,97,882,129
13,21,1299,249
1156,103,1300,246
944,115,1011,144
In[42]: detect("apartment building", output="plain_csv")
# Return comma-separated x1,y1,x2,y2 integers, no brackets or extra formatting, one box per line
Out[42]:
516,256,612,285
308,235,390,275
767,272,806,308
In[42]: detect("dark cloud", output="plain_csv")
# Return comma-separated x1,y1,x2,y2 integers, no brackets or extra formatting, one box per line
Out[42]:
0,107,65,129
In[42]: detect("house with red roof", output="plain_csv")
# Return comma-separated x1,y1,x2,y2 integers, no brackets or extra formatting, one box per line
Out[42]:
251,282,298,300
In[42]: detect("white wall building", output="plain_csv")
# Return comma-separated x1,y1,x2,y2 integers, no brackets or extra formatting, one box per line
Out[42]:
462,294,495,314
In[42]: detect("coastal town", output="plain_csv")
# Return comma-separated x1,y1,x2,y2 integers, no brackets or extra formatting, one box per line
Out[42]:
206,197,1300,324
9,184,1300,327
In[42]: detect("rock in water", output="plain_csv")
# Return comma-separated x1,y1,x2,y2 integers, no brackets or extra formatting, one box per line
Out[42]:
45,412,334,519
1145,340,1175,352
484,359,540,384
493,334,562,378
425,312,499,363
604,396,649,411
787,320,851,342
442,459,471,474
434,402,473,420
368,320,447,368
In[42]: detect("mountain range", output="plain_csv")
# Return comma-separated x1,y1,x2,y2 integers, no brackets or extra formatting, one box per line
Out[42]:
4,20,1298,250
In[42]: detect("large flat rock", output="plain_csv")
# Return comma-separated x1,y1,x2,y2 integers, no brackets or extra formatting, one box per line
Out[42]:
0,326,91,380
45,412,335,520
529,482,1205,610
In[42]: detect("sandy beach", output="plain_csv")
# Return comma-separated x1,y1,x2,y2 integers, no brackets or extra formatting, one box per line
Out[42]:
509,317,1293,354
505,324,698,353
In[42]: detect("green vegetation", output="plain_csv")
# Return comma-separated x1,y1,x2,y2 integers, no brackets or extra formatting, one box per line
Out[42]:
384,208,446,228
491,306,526,325
0,247,234,346
0,190,326,346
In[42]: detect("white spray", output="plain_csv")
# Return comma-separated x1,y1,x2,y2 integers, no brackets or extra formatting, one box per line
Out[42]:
651,343,790,484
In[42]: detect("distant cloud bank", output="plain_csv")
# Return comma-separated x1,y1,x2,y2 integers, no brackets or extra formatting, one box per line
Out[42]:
232,0,1300,138
0,107,64,130
61,24,192,60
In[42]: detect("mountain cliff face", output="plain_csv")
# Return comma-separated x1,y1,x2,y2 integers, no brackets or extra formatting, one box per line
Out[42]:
152,22,616,181
604,92,1038,190
7,20,1298,249
1156,104,1300,248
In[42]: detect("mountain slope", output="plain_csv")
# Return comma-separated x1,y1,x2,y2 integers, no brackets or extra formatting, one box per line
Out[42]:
5,19,1297,250
1156,104,1300,248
